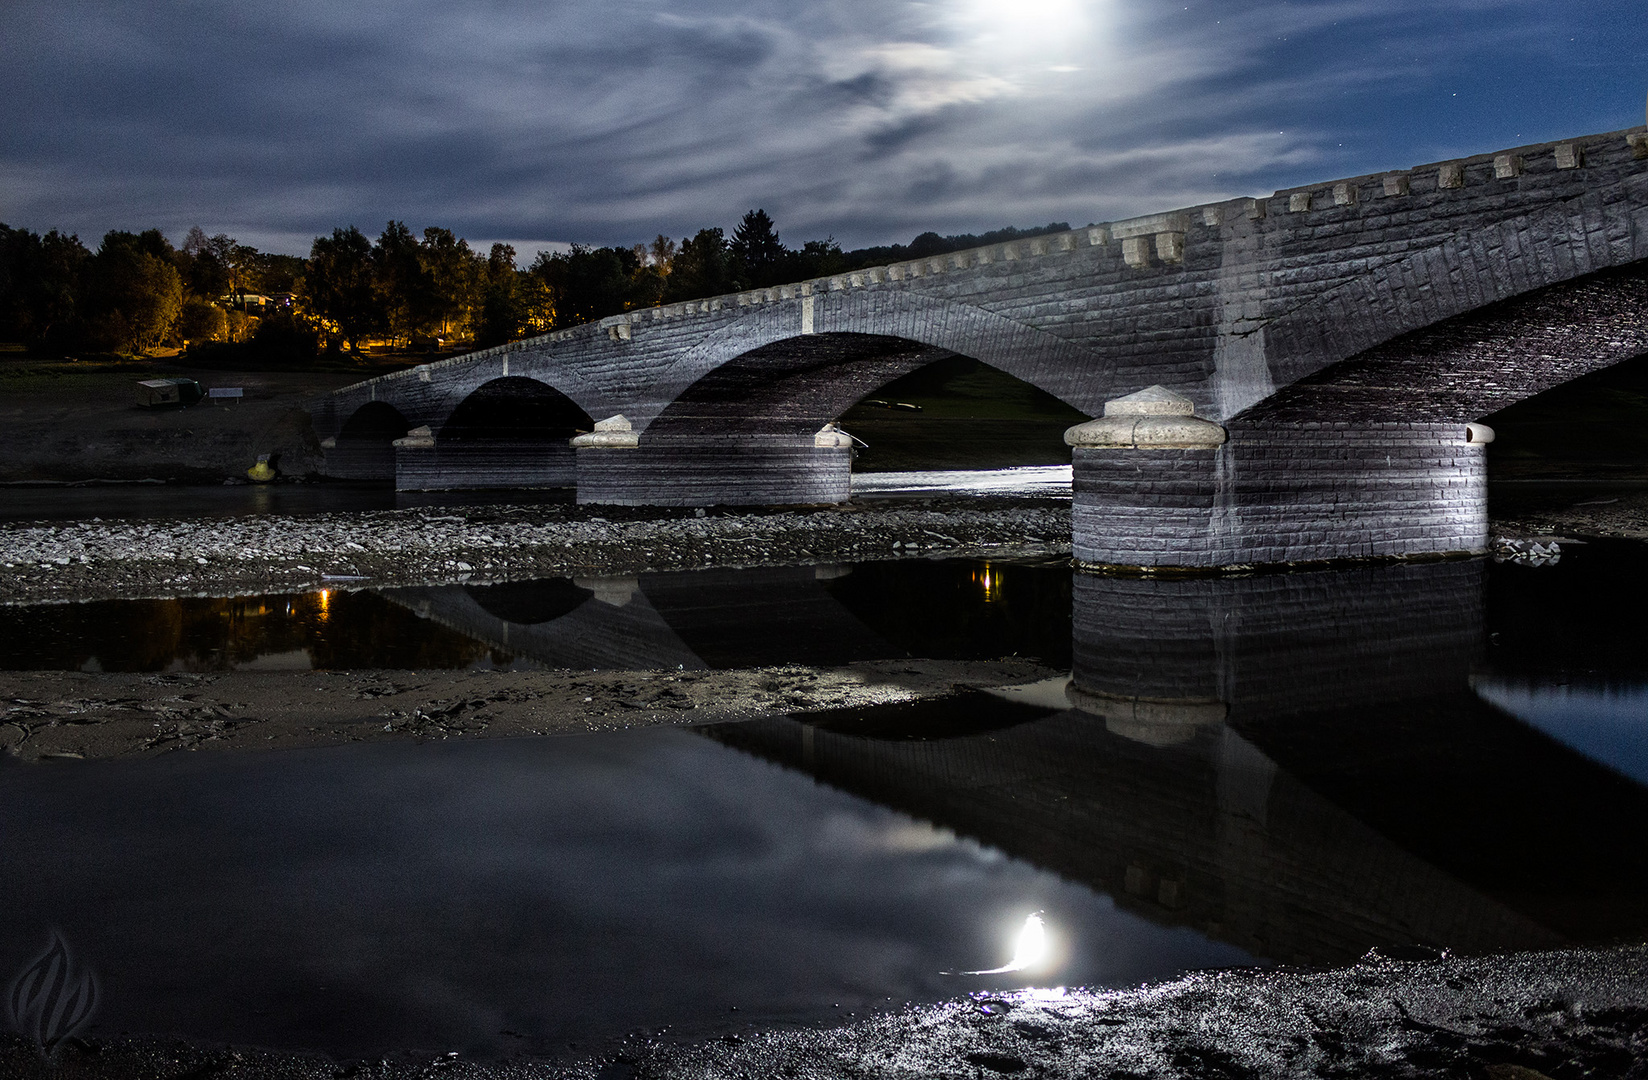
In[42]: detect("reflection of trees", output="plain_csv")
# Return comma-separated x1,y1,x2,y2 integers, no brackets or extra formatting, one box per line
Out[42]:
0,592,492,672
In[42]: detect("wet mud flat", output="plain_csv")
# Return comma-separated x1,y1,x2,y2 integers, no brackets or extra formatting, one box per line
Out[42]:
0,659,1053,763
4,945,1643,1079
0,498,1070,605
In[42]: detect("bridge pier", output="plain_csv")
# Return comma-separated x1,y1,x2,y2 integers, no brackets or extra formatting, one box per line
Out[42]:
392,428,577,491
573,423,852,506
1067,388,1490,570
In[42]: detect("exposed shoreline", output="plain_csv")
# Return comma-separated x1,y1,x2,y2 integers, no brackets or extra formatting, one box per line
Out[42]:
0,659,1057,764
5,492,1646,1080
5,944,1642,1078
0,497,1071,605
5,486,1648,607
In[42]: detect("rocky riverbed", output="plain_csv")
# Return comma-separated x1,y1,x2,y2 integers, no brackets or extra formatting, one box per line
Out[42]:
1492,485,1648,544
0,497,1070,605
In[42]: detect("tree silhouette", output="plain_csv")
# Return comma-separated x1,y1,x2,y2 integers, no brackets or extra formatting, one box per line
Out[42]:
303,226,381,353
731,208,788,289
84,230,184,352
662,228,733,302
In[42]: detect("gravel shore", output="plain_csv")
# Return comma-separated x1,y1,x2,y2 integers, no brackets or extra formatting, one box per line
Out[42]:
0,498,1070,605
1492,485,1648,544
6,944,1642,1078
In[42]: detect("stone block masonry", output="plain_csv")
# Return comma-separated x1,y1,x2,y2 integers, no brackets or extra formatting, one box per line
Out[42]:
1072,424,1486,569
394,441,577,491
576,441,851,506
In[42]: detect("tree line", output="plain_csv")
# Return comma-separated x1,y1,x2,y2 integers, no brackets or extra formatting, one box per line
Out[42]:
0,210,1069,365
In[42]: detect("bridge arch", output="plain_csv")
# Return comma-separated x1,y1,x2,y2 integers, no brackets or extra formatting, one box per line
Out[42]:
438,376,594,443
630,289,1114,432
396,376,593,491
1255,174,1648,404
1235,259,1648,428
579,327,1089,505
1074,259,1648,570
327,401,413,480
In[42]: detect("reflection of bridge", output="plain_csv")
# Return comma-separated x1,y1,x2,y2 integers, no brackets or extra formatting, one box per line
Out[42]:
706,560,1648,967
381,565,898,672
317,129,1648,567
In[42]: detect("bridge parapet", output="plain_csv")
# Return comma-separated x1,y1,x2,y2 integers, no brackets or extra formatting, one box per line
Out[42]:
336,125,1648,409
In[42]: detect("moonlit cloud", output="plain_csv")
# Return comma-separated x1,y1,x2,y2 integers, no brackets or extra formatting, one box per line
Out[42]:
0,0,1642,256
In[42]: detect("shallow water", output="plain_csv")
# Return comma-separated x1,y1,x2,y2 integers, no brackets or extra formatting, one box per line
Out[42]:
0,731,1251,1061
3,541,1647,1064
0,559,1073,673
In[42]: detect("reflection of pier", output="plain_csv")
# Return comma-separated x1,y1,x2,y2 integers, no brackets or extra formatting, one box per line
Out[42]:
709,560,1648,966
380,565,897,671
1068,561,1484,744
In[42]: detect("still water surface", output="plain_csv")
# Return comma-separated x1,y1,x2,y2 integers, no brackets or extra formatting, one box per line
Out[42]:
2,542,1647,1063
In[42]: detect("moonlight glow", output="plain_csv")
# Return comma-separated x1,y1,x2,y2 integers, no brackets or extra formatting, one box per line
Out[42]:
963,0,1090,45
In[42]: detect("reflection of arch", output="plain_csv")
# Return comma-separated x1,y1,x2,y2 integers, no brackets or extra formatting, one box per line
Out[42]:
399,377,591,491
709,554,1648,966
463,578,593,625
327,402,412,480
440,377,593,442
709,714,1567,969
380,566,899,671
381,581,703,671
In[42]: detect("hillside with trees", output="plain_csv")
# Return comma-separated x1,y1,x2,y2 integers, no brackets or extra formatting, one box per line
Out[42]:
0,212,1072,369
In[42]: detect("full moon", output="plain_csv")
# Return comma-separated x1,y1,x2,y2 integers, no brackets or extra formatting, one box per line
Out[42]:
964,0,1090,43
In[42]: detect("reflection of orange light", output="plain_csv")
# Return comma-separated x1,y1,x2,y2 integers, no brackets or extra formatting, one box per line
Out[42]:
974,563,1001,603
316,589,330,617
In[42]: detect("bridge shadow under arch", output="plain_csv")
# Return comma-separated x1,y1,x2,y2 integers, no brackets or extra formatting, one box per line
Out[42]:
395,376,593,490
578,331,1086,505
327,401,412,481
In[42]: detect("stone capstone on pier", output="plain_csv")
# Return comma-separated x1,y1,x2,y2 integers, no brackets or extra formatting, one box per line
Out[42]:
1063,386,1227,449
571,414,640,449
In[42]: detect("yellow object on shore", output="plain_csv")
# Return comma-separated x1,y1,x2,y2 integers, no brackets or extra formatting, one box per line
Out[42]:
247,458,276,483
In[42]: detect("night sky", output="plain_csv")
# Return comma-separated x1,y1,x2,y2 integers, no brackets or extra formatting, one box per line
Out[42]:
3,0,1645,258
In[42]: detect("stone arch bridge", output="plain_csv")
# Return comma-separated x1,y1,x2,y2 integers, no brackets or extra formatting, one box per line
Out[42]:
314,127,1648,568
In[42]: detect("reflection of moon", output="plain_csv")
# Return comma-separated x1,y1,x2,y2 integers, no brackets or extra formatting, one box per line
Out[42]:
950,912,1049,976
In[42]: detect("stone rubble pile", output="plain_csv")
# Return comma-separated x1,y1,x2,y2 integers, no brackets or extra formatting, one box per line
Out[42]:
1492,536,1563,566
0,500,1073,604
